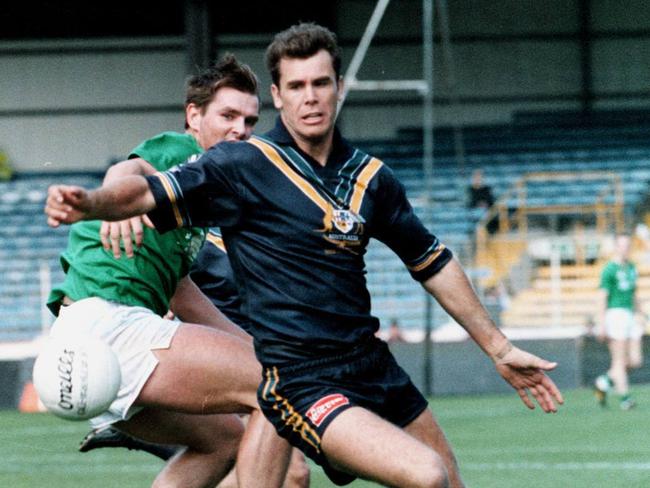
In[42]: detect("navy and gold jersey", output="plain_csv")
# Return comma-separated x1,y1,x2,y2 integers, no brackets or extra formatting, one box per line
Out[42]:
146,118,452,364
190,228,251,330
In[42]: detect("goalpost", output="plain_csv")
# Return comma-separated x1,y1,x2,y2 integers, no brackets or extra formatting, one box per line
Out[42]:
337,0,437,394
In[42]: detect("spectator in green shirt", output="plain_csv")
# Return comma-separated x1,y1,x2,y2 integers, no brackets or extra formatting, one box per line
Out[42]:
594,234,645,410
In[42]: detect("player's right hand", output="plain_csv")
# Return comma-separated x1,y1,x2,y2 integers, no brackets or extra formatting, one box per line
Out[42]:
45,185,90,227
100,215,154,258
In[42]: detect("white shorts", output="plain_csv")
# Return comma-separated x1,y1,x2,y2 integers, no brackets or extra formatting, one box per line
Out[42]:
604,308,643,341
50,297,180,429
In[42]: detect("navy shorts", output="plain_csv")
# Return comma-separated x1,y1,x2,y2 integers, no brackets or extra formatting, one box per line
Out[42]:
257,337,429,485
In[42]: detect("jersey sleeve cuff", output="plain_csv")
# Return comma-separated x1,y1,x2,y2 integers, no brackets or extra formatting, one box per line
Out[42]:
145,173,180,233
407,246,453,282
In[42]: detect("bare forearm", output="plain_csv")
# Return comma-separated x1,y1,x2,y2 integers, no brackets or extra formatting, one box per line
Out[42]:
87,175,156,221
423,258,510,360
103,158,157,184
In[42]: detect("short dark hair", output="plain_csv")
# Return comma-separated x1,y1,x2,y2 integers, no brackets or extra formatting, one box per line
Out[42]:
265,22,341,86
184,54,259,129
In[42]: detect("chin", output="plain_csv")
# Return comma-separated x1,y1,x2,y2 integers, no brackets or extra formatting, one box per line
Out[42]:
300,124,330,140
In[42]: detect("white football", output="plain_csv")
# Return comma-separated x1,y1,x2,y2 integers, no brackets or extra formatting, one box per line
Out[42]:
32,333,121,421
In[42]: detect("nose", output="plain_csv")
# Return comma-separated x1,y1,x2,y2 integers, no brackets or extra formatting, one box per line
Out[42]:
231,118,246,140
304,84,317,104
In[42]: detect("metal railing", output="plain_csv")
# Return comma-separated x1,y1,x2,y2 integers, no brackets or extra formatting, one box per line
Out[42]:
475,171,625,260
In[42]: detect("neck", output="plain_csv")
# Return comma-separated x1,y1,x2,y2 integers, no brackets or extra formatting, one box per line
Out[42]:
295,134,333,166
282,117,334,166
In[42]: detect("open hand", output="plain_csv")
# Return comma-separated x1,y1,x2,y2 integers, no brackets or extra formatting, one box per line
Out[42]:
100,215,155,258
494,345,564,413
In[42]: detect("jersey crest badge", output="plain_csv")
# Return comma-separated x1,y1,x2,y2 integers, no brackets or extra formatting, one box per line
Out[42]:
332,209,355,234
318,205,365,254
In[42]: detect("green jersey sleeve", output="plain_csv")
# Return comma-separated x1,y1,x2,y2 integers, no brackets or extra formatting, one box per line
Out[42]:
130,132,203,171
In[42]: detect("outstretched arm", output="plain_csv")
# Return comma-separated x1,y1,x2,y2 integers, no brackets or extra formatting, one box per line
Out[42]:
422,258,564,412
45,175,155,227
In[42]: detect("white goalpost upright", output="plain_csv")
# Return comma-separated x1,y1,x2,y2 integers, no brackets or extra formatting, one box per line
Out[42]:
337,0,435,200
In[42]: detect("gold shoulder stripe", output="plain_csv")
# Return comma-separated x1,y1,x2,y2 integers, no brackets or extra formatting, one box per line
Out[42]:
152,172,183,228
408,245,446,272
349,157,383,213
247,138,329,213
206,233,226,252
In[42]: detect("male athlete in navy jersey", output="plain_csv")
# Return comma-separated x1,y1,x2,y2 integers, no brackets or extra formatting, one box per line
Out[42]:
46,23,563,488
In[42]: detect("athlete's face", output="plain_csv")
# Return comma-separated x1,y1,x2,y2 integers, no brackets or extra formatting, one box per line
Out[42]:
271,49,342,150
187,86,260,150
615,235,631,260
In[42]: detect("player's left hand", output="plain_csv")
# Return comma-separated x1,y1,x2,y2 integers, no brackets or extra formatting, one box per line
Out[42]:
99,215,154,258
494,345,564,413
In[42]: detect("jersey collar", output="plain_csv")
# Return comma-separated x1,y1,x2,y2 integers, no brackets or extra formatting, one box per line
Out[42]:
266,116,354,167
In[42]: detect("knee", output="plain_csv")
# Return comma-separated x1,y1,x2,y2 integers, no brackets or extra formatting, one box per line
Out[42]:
411,455,449,488
196,416,245,456
628,357,643,369
417,468,449,488
218,418,245,456
284,458,310,488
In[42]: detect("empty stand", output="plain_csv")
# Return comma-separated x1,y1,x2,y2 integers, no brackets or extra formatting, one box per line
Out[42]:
0,173,102,341
3,112,650,340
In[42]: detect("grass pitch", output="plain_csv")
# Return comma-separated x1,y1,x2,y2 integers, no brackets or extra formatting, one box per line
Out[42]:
2,385,649,487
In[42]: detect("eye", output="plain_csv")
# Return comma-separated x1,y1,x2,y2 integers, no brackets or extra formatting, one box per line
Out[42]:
222,113,234,121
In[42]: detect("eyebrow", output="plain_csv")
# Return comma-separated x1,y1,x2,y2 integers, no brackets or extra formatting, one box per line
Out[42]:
285,75,332,87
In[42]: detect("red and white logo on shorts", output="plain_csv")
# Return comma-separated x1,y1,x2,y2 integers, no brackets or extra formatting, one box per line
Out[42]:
306,393,350,427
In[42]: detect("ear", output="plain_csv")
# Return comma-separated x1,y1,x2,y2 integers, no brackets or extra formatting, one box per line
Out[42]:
186,103,202,134
271,84,283,110
336,76,345,101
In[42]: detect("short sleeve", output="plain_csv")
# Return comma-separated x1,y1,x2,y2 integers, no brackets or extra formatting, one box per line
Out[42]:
600,263,614,292
145,144,242,233
129,132,202,171
372,167,452,282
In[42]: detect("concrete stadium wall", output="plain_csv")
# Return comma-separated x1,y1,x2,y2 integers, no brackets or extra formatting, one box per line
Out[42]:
390,337,583,396
1,337,648,409
3,0,650,171
0,358,33,410
389,335,650,397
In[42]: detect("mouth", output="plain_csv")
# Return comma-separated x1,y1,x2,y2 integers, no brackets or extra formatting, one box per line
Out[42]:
301,112,325,124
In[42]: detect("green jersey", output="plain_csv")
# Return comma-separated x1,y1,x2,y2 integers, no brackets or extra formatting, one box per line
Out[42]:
600,260,637,310
47,132,206,317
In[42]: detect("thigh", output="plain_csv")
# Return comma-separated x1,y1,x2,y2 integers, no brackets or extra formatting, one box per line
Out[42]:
137,323,261,414
117,407,244,453
322,406,446,487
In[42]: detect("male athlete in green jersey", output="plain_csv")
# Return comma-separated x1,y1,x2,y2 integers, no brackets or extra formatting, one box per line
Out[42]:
45,55,302,488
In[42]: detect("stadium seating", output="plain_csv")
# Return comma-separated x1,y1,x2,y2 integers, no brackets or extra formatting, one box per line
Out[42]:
2,112,650,340
0,173,102,341
359,113,650,333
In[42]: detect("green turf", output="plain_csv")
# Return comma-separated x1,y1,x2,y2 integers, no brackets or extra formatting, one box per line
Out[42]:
2,385,648,487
